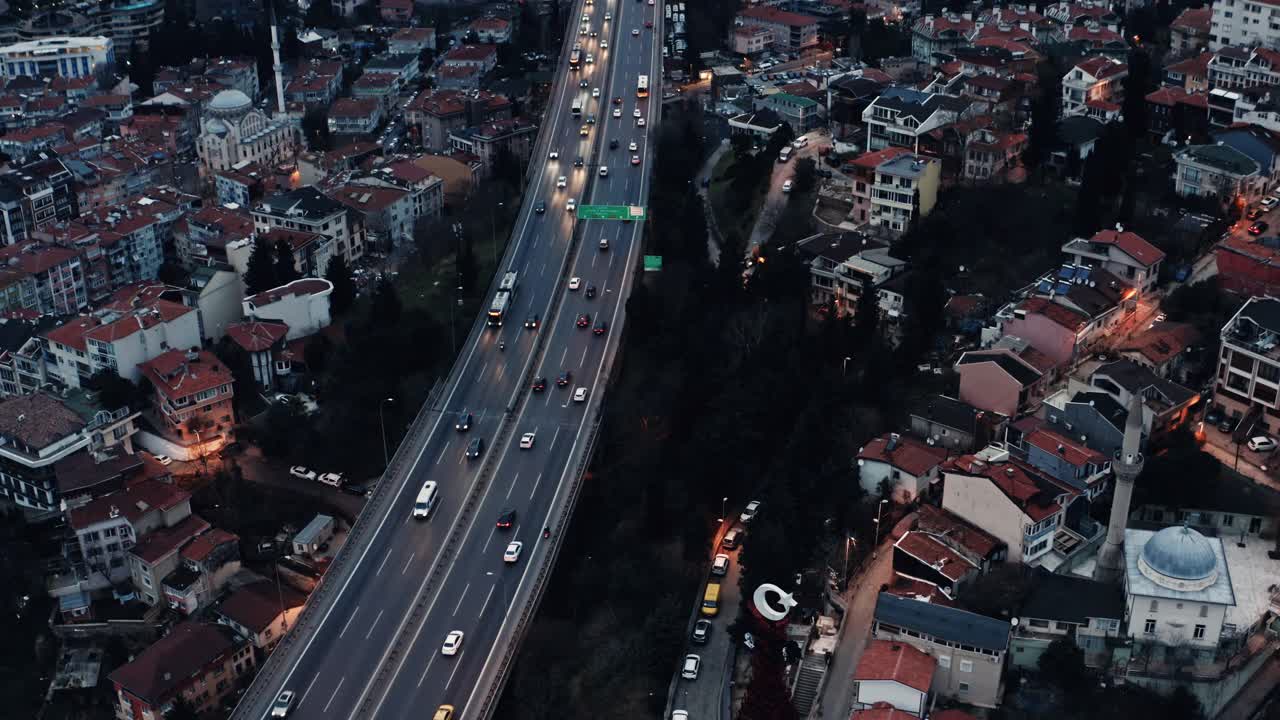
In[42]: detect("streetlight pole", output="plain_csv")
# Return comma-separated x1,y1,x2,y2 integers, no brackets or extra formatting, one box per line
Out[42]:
490,201,504,267
379,397,395,468
873,499,888,555
720,496,727,523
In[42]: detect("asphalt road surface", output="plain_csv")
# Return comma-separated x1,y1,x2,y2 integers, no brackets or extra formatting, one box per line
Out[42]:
231,0,663,718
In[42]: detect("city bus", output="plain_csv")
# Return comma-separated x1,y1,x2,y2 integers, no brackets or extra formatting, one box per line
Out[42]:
498,271,518,295
488,271,518,326
637,74,649,98
569,49,581,70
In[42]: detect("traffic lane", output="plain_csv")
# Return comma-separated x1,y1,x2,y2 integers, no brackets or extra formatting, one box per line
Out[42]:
680,546,743,720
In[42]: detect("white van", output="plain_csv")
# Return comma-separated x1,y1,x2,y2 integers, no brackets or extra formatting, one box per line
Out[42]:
413,481,439,519
792,136,809,149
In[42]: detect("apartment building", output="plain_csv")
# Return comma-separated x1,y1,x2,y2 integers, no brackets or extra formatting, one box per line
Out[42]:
0,241,86,314
1213,296,1280,425
328,184,414,249
911,14,975,62
406,89,512,151
67,479,190,590
110,621,256,720
1010,570,1125,668
1210,0,1280,50
1174,142,1266,205
440,44,499,74
242,278,332,341
252,186,367,267
0,36,115,79
857,432,948,502
448,118,537,177
138,349,235,458
327,97,383,136
1061,56,1127,119
862,88,967,153
732,25,773,55
737,6,820,51
869,153,940,234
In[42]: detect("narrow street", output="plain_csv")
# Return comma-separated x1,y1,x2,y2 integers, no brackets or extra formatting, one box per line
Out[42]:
812,541,894,719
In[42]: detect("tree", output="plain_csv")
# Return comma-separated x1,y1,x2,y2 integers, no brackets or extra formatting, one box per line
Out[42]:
369,276,402,327
303,0,339,28
243,236,278,295
165,698,200,720
1038,637,1093,708
1123,47,1153,142
273,239,301,285
302,109,332,151
738,621,799,720
1027,60,1062,170
324,254,356,315
85,370,138,411
793,157,817,193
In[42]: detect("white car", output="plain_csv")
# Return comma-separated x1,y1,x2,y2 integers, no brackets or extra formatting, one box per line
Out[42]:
567,198,577,212
573,386,588,403
712,553,730,576
581,12,589,20
586,53,594,64
557,175,567,188
599,166,609,177
270,690,296,718
153,454,173,466
569,277,582,291
649,0,655,4
601,40,608,49
633,108,641,118
290,466,316,481
672,712,688,720
613,108,622,118
681,654,701,680
442,630,464,656
604,11,611,20
592,87,600,98
1266,196,1280,209
740,500,761,523
632,28,639,36
632,155,641,166
1249,436,1277,452
317,472,344,487
629,140,638,151
520,432,536,449
637,118,646,127
549,150,559,160
782,179,793,193
504,541,524,563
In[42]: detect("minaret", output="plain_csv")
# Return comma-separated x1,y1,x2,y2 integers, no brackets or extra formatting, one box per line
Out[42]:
1094,392,1145,584
269,0,287,117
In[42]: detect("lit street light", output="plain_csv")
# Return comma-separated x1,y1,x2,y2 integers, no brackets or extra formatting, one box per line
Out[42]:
719,496,727,523
873,498,888,555
379,397,395,468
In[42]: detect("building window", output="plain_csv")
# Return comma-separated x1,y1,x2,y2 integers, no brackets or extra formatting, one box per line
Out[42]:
1028,619,1050,628
1200,605,1209,618
959,682,971,693
1149,600,1159,613
1194,624,1207,639
959,659,974,673
938,655,951,668
1144,619,1156,634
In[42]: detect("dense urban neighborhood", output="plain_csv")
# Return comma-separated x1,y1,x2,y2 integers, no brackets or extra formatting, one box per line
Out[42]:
0,0,1278,719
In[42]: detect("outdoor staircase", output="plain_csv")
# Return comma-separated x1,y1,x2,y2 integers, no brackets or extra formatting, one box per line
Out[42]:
791,654,827,716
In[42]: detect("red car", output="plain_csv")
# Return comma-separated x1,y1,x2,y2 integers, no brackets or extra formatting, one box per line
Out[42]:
645,20,653,28
576,313,591,328
593,321,609,336
532,376,547,392
1250,221,1270,236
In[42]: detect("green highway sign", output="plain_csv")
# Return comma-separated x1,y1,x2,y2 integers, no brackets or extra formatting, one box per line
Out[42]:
643,255,662,272
578,205,647,220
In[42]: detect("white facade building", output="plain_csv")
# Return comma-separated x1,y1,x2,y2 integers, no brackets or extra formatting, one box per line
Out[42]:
242,278,332,341
198,90,295,176
0,36,115,79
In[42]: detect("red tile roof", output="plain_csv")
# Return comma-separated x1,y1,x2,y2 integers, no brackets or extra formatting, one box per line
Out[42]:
444,44,498,63
1074,56,1127,79
330,184,409,212
945,456,1076,521
1166,51,1211,78
1019,296,1089,331
245,278,332,308
853,640,936,692
84,300,193,343
69,479,190,530
884,574,957,605
0,241,82,276
740,5,821,27
218,580,307,634
129,513,211,563
1171,6,1211,33
225,320,289,352
858,433,948,476
915,504,1003,559
108,622,238,704
853,704,929,720
851,146,913,169
1117,321,1200,366
1088,228,1166,266
140,350,233,403
180,527,239,563
329,97,380,119
44,316,102,352
895,531,977,581
1024,427,1107,467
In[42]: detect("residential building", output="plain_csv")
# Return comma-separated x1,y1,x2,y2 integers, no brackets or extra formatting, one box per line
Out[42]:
388,27,435,55
1165,51,1212,92
909,394,1006,452
857,432,948,502
0,154,80,245
910,14,975,62
1212,296,1280,425
197,89,295,176
732,25,773,55
872,592,1010,708
1116,322,1201,383
161,526,240,615
67,479,190,590
852,639,936,715
0,36,113,80
869,153,940,234
941,450,1091,567
1039,390,1137,460
215,580,307,655
888,504,1005,604
440,44,498,75
469,17,512,44
351,72,399,112
758,92,822,132
435,64,484,91
138,349,235,458
1061,228,1164,295
448,118,537,177
1079,360,1199,438
1144,86,1209,143
955,347,1047,416
962,127,1027,183
225,320,289,391
252,186,366,267
1010,569,1125,668
241,278,332,341
1061,56,1126,119
357,160,445,223
737,6,819,51
863,88,967,153
727,108,786,140
1133,466,1280,538
1170,7,1211,56
846,147,911,225
1175,142,1266,205
109,621,256,720
0,241,85,314
1006,423,1111,499
0,390,136,515
406,89,512,151
229,228,330,281
327,98,383,136
187,266,243,342
796,232,907,317
284,60,343,108
184,204,255,269
380,0,412,24
328,183,414,249
1210,0,1280,50
70,294,201,384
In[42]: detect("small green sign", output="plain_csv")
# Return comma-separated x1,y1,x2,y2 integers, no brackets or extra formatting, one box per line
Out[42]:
643,255,662,272
578,205,647,220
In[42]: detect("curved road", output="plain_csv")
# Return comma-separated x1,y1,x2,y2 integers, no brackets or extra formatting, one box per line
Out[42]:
231,0,663,718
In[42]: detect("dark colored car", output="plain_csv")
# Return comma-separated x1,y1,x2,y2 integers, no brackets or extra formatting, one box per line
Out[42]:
525,314,540,329
609,138,619,150
1251,221,1270,236
1248,207,1264,221
579,79,588,88
496,508,517,529
645,20,653,27
466,437,485,459
535,202,546,214
692,619,712,644
1218,419,1236,434
613,96,623,105
342,480,376,497
585,284,596,299
557,370,572,387
574,156,584,167
532,376,547,392
455,411,472,432
576,313,591,328
593,320,609,336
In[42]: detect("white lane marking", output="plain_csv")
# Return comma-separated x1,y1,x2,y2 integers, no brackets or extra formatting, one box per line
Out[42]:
529,472,543,500
401,552,415,575
445,656,463,691
478,584,496,619
301,673,321,706
591,251,598,267
338,605,359,638
365,610,384,639
482,525,497,553
505,471,521,499
436,440,450,465
452,583,471,617
323,678,345,713
416,654,438,688
560,347,568,366
580,347,588,365
479,361,488,377
376,552,392,576
541,262,546,277
550,426,561,450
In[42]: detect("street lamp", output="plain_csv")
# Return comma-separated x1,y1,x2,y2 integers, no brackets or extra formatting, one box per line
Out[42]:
378,397,395,468
842,356,852,376
720,496,727,524
490,201,505,266
873,498,888,554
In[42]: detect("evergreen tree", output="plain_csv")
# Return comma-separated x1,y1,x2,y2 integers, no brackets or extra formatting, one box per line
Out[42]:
369,276,402,327
1027,60,1062,170
1123,47,1153,142
243,236,278,294
324,254,356,315
273,238,301,284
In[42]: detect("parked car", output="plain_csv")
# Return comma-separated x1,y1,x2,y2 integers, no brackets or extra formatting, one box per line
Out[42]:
1249,436,1277,452
289,466,316,481
712,553,730,576
1263,196,1279,209
740,500,761,523
153,454,173,466
681,654,701,680
1251,221,1270,235
1218,419,1237,434
317,472,343,487
1248,207,1265,221
692,619,712,644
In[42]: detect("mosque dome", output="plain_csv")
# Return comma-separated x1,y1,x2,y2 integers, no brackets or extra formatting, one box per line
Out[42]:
1138,525,1219,592
208,89,252,117
204,117,228,137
